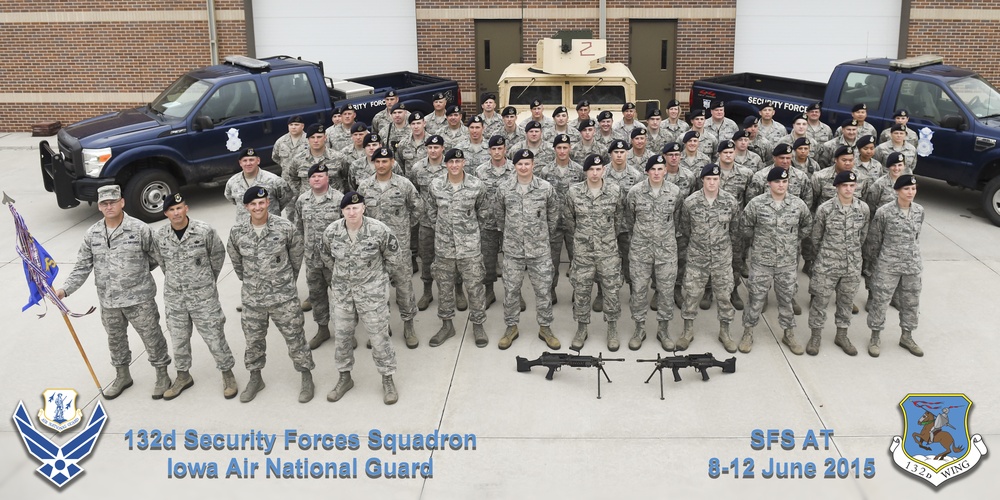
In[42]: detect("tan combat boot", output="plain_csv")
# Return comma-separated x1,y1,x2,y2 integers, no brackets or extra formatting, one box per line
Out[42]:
607,322,621,352
308,324,331,350
327,372,353,402
240,370,265,403
498,325,519,350
571,322,588,352
472,323,488,347
868,330,881,357
782,328,804,355
629,321,647,350
806,328,822,356
382,375,398,405
222,369,238,399
899,329,924,357
538,326,561,349
163,370,194,401
834,327,857,356
403,320,418,349
417,282,434,311
676,319,695,350
299,370,314,403
738,326,754,353
718,323,736,353
104,366,133,400
484,283,496,308
429,319,455,347
656,320,674,350
152,366,172,400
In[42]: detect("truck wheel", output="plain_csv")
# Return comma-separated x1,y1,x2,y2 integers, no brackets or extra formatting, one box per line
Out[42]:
983,176,1000,227
123,169,178,222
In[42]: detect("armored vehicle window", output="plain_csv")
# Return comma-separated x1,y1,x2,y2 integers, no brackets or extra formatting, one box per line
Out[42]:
573,85,626,105
270,72,317,112
836,71,887,111
509,86,562,105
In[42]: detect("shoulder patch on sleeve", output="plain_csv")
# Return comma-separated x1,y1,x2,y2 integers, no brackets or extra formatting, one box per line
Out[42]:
387,234,399,253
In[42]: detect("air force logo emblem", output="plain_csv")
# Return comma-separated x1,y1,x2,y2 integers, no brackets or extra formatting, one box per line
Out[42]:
890,394,988,487
13,395,107,487
38,388,84,432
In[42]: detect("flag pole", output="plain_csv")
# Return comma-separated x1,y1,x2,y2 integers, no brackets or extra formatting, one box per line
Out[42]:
62,313,104,394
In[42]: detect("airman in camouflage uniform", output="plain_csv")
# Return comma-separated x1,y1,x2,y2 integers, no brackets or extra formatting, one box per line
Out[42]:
496,149,561,351
738,167,813,355
679,131,712,173
613,102,646,140
807,170,870,356
426,148,490,347
289,124,348,195
571,119,604,164
349,133,404,190
565,154,624,351
865,152,907,217
854,135,883,179
874,124,918,173
863,174,924,357
791,137,821,175
811,146,870,210
627,127,654,171
878,110,918,147
605,139,645,292
227,187,315,403
705,101,739,148
154,194,237,400
746,144,814,207
819,119,860,170
341,123,371,187
57,185,171,400
678,164,741,352
371,90,404,138
733,130,764,172
327,104,358,152
425,91,449,136
408,135,449,311
743,116,773,164
549,106,582,144
509,120,555,168
224,147,293,220
458,115,490,170
712,142,755,310
395,111,430,174
757,103,787,144
661,100,690,143
272,115,307,194
356,147,419,347
476,136,515,308
568,100,592,130
805,102,834,144
778,114,820,163
499,106,526,146
440,105,470,149
380,102,412,154
320,193,401,405
540,134,586,302
289,164,344,351
626,154,683,351
519,99,556,134
834,103,877,140
595,110,617,151
644,108,671,153
478,92,503,139
687,110,719,161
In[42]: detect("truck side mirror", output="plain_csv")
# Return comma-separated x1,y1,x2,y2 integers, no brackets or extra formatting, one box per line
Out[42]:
193,115,214,131
940,115,967,131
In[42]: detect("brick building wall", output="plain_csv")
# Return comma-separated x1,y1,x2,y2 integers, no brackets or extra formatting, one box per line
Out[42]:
906,1,1000,88
0,0,247,131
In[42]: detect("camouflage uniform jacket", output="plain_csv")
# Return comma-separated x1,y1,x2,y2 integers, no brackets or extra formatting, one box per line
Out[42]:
479,113,503,139
425,113,448,136
326,123,353,152
474,160,515,230
873,142,918,173
661,119,690,143
717,164,755,207
818,136,858,169
62,214,158,308
705,118,739,148
291,187,344,259
854,158,884,180
758,120,787,144
290,147,348,193
508,140,555,169
810,167,869,210
604,164,646,227
678,189,740,268
665,167,696,198
626,180,683,264
497,175,559,259
571,140,605,165
595,132,617,152
394,133,428,174
224,169,293,220
806,122,834,144
735,150,764,172
778,134,820,161
878,127,918,148
440,125,470,150
153,218,225,305
626,148,654,172
520,115,555,132
680,151,712,173
694,130,719,159
457,138,491,171
349,156,403,191
645,128,672,155
227,214,303,307
612,120,646,140
747,166,814,208
272,133,306,175
863,174,899,218
564,180,624,258
834,121,877,141
320,217,399,298
407,158,447,227
544,126,582,144
499,126,526,148
740,193,813,268
749,134,773,163
539,161,586,229
863,201,924,275
382,122,411,153
812,196,871,277
356,173,421,242
792,156,822,175
428,173,488,259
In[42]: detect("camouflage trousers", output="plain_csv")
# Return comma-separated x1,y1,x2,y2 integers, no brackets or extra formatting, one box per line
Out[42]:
241,298,315,372
433,256,488,324
389,250,418,321
570,254,622,323
549,225,574,288
617,233,632,285
305,264,333,326
743,263,798,329
502,255,554,327
165,298,235,372
419,225,460,286
866,271,921,332
682,263,735,323
410,225,419,266
808,273,861,329
629,257,677,322
100,301,171,368
333,286,397,375
481,228,503,284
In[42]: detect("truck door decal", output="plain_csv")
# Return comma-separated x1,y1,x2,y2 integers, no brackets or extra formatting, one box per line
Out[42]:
226,128,242,152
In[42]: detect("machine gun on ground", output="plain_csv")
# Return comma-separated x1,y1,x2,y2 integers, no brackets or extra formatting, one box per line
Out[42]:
636,353,737,399
516,352,625,398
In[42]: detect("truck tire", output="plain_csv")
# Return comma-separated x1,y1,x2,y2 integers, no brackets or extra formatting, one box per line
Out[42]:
983,176,1000,227
123,169,178,222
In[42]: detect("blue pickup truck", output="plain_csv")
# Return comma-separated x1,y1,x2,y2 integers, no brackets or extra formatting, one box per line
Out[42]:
690,55,1000,226
40,55,459,221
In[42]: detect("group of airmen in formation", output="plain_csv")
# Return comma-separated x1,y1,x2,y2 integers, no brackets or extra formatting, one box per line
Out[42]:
56,90,926,406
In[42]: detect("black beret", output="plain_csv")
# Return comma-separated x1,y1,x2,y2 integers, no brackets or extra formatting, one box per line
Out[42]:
833,170,858,186
305,123,325,137
894,174,917,189
162,192,185,212
662,142,681,154
645,154,666,171
432,92,446,101
524,120,542,131
576,100,590,110
530,99,543,108
350,122,368,134
513,148,534,161
488,135,506,147
858,135,876,147
332,106,342,115
386,89,397,98
792,113,809,123
792,137,809,149
688,109,707,120
766,167,789,182
552,106,568,117
481,92,497,104
717,140,735,152
444,148,465,161
501,106,518,117
666,99,681,109
391,102,407,112
894,109,909,118
553,134,571,146
886,151,905,166
408,111,425,123
597,110,613,121
732,129,751,141
424,135,444,146
834,145,855,158
467,115,484,126
891,123,907,133
700,163,721,178
577,119,596,131
242,186,268,205
852,103,868,112
682,130,700,143
772,143,793,156
622,102,636,111
710,100,725,110
582,154,605,171
307,163,328,177
446,104,461,115
608,140,630,152
240,147,259,158
841,118,859,129
646,108,662,119
760,102,776,110
340,191,364,209
288,115,304,125
742,115,759,127
630,127,648,139
371,147,392,160
362,133,381,146
806,102,822,112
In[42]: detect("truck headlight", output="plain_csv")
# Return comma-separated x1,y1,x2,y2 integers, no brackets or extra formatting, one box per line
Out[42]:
82,148,112,177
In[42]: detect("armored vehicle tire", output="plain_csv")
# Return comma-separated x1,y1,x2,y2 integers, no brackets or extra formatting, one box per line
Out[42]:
123,169,178,223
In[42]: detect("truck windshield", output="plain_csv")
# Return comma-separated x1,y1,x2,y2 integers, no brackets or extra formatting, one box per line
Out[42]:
949,76,1000,119
150,75,213,119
